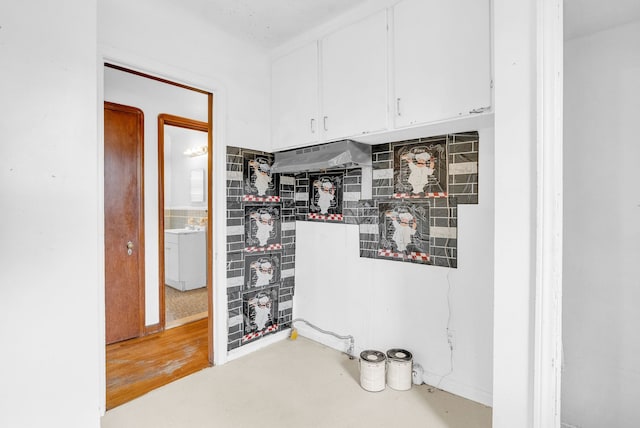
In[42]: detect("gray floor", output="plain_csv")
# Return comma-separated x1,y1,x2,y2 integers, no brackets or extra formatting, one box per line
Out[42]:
101,336,492,428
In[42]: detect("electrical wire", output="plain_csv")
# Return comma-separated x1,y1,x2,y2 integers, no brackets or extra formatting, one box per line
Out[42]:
291,318,355,359
428,249,455,393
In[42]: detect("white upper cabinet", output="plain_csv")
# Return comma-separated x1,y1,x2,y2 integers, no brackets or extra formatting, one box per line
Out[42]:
393,0,492,128
270,0,493,150
321,10,389,141
272,41,320,149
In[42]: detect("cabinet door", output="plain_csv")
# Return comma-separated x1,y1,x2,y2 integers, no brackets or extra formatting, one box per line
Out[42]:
272,42,320,150
393,0,491,128
164,241,179,284
321,10,388,141
180,232,207,290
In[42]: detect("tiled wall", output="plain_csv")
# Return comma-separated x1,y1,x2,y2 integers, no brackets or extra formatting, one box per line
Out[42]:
447,133,480,204
359,132,479,268
164,209,207,230
294,168,362,224
223,132,479,349
225,147,295,351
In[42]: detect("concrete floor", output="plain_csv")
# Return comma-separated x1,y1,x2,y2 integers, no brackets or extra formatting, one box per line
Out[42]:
101,336,492,428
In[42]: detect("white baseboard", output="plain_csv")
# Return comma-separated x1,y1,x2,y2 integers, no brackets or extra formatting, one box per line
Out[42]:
226,326,493,409
422,370,493,407
225,329,291,363
294,325,354,356
296,327,492,408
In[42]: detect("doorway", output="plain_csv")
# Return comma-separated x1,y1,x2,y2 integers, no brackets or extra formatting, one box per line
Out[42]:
103,64,214,409
158,115,211,330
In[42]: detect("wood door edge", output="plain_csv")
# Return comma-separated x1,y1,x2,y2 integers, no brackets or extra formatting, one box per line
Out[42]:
158,118,167,331
158,113,208,132
207,92,214,365
104,101,146,343
105,101,144,118
145,323,163,335
136,105,146,339
158,110,213,364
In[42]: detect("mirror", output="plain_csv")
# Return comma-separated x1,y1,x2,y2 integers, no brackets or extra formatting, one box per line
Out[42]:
190,169,205,203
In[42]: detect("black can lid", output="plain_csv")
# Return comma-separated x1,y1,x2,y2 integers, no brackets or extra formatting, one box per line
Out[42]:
360,350,386,362
386,348,412,361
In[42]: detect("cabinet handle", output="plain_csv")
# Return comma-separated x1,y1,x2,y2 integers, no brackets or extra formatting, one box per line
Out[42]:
396,98,402,116
323,116,328,131
310,118,316,133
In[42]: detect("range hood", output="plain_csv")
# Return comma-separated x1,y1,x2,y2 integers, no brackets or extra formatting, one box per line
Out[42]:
270,140,372,174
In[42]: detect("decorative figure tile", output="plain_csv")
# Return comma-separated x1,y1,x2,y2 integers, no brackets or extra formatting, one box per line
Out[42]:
378,201,430,263
308,172,343,221
242,286,279,343
243,152,280,202
393,139,448,198
244,205,282,252
244,253,281,289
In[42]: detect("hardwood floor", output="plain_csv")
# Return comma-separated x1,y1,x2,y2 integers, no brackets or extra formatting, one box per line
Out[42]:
106,318,210,409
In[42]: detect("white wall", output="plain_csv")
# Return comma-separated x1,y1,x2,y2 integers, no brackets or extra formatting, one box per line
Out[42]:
563,20,640,428
100,0,271,333
104,67,208,326
0,1,101,427
99,0,271,152
492,0,539,426
293,128,495,405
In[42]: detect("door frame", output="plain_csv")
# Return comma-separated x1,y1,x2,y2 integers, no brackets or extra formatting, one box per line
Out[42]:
533,0,563,425
99,47,232,415
104,101,146,343
493,0,564,426
158,113,213,362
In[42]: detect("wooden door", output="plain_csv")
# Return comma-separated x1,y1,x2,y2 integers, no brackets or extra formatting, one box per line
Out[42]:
104,102,145,345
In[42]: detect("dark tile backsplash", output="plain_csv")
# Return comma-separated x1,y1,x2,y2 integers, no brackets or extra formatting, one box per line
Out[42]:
358,132,478,267
226,147,294,352
225,132,479,349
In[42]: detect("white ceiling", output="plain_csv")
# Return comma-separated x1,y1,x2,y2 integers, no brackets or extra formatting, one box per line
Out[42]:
169,0,374,49
164,0,640,48
564,0,640,39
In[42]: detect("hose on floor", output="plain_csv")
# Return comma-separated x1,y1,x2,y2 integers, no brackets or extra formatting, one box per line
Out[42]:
290,318,355,359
